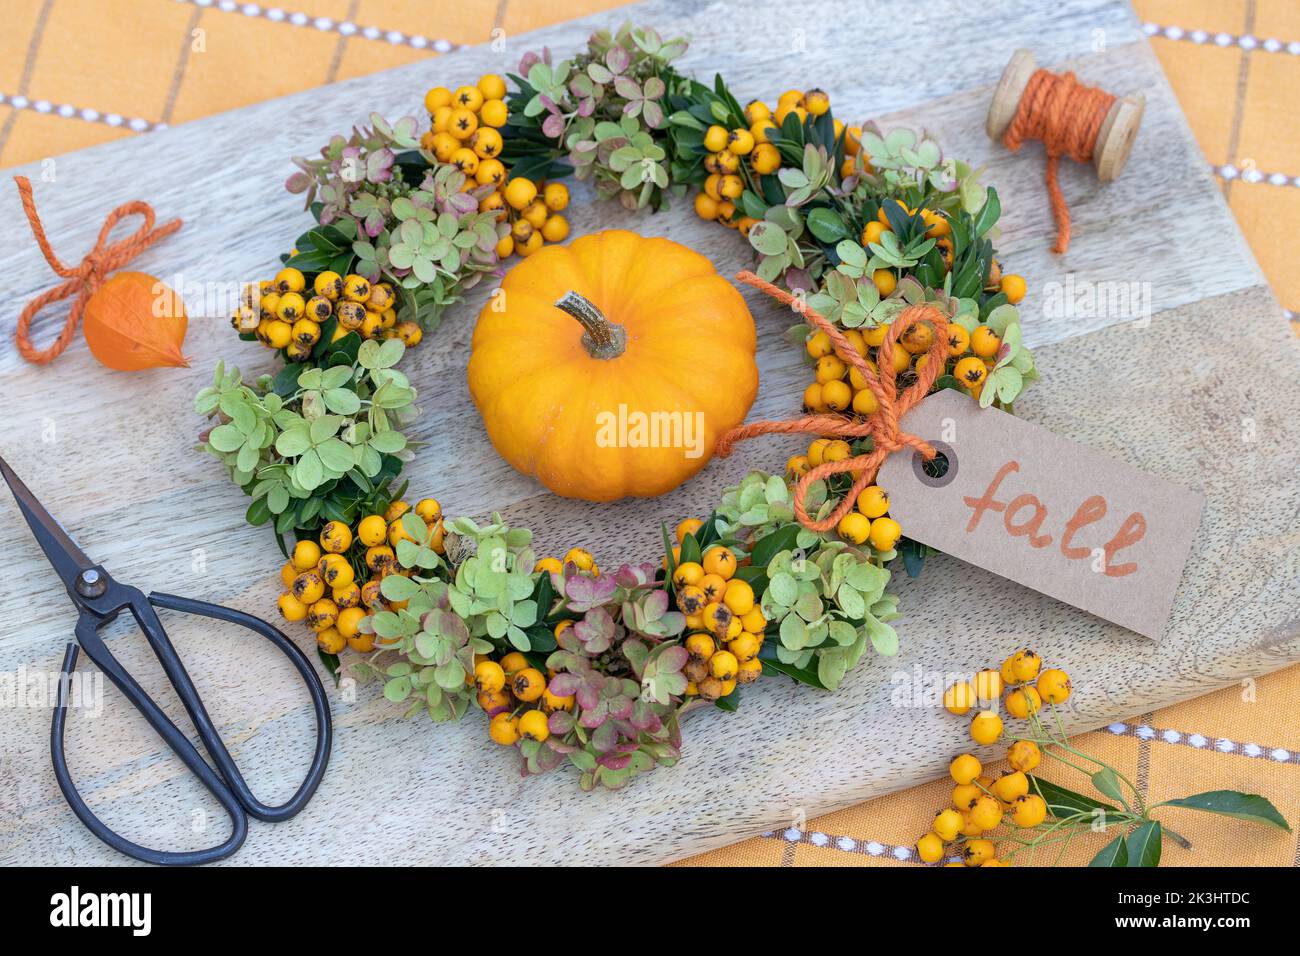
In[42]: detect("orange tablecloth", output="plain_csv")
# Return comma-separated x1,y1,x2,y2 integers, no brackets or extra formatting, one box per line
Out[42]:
2,0,1295,866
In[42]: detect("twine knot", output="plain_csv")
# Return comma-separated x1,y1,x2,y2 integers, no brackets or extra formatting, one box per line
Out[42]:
1002,68,1115,254
12,176,182,365
715,271,950,533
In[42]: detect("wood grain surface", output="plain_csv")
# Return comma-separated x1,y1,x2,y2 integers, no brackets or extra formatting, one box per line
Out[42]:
0,0,1296,866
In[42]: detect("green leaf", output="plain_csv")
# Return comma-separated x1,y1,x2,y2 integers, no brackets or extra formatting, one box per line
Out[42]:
1155,791,1291,832
1029,776,1119,819
1091,767,1125,804
1089,834,1129,867
1125,821,1162,867
806,207,849,243
749,524,800,569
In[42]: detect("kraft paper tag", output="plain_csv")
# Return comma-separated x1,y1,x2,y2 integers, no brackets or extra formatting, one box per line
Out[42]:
876,390,1204,640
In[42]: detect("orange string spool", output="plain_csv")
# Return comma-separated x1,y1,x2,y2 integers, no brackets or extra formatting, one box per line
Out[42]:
12,175,182,365
987,49,1144,254
714,271,950,534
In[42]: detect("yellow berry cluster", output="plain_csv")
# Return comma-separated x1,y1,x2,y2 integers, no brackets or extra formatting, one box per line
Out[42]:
231,266,419,359
670,528,765,700
785,441,902,554
421,74,571,260
479,651,574,748
480,547,603,748
914,650,1073,866
422,76,509,183
692,87,865,232
275,497,446,655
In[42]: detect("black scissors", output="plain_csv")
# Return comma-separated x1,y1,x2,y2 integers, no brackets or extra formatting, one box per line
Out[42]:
0,454,332,865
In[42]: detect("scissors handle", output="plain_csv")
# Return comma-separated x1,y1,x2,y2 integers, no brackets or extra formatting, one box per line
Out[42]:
148,591,332,821
52,636,249,866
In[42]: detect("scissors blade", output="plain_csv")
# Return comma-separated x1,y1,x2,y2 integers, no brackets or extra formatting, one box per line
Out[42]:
0,453,96,594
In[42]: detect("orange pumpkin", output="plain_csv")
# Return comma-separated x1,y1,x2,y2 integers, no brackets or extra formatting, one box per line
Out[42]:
467,230,758,501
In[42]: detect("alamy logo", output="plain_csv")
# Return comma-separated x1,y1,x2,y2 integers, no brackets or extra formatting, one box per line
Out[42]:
49,886,151,936
594,405,706,459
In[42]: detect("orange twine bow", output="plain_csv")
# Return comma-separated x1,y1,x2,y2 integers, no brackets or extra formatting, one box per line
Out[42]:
12,175,182,365
1002,69,1114,254
715,271,951,533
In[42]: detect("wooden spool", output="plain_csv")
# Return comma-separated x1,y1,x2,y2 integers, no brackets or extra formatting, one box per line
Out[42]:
986,49,1145,182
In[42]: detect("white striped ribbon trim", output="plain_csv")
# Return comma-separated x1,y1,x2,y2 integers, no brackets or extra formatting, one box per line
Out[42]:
761,827,933,863
1213,162,1300,188
0,91,165,132
1144,21,1300,55
172,0,461,52
1103,722,1299,764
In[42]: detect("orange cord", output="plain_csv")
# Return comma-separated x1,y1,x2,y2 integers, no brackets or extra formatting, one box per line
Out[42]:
715,271,950,533
12,175,182,365
1002,69,1115,254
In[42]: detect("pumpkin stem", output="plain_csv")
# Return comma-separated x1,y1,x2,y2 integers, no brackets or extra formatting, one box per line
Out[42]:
555,291,626,360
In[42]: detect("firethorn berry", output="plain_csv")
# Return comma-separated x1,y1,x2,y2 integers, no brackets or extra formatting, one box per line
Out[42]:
685,633,716,661
852,388,880,416
292,540,322,572
274,267,306,294
804,88,829,115
750,143,780,174
916,832,944,864
512,668,546,703
944,324,970,357
736,658,763,684
973,669,1003,702
949,752,982,785
856,485,890,519
933,808,963,842
307,599,338,632
474,660,506,694
702,546,736,579
342,274,371,303
900,322,935,355
970,710,1004,745
815,354,846,383
952,782,981,811
1000,655,1021,686
1000,273,1027,304
564,547,595,571
861,220,886,246
823,439,852,463
279,562,297,589
954,356,988,389
872,269,897,296
333,582,361,609
319,521,352,553
944,682,975,716
292,571,325,605
970,325,1001,359
837,511,871,545
336,607,365,639
727,632,759,663
868,516,902,552
672,561,704,589
703,124,729,151
709,650,739,682
317,627,346,654
1004,686,1042,719
541,215,570,243
489,713,520,746
968,795,1003,830
504,177,538,210
278,593,308,622
722,578,755,616
705,603,742,641
1012,793,1047,827
543,685,574,712
1037,668,1072,704
357,515,387,547
360,579,383,609
1010,649,1042,682
673,518,702,544
478,689,511,714
514,712,551,749
479,98,508,127
821,379,851,412
991,770,1030,803
1007,740,1042,773
963,839,996,867
542,182,569,212
697,574,726,604
365,545,395,575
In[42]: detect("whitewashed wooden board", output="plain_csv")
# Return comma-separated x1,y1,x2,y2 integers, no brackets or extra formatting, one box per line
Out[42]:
0,0,1297,866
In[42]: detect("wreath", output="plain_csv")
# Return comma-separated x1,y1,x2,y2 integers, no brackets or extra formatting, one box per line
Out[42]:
194,23,1040,792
